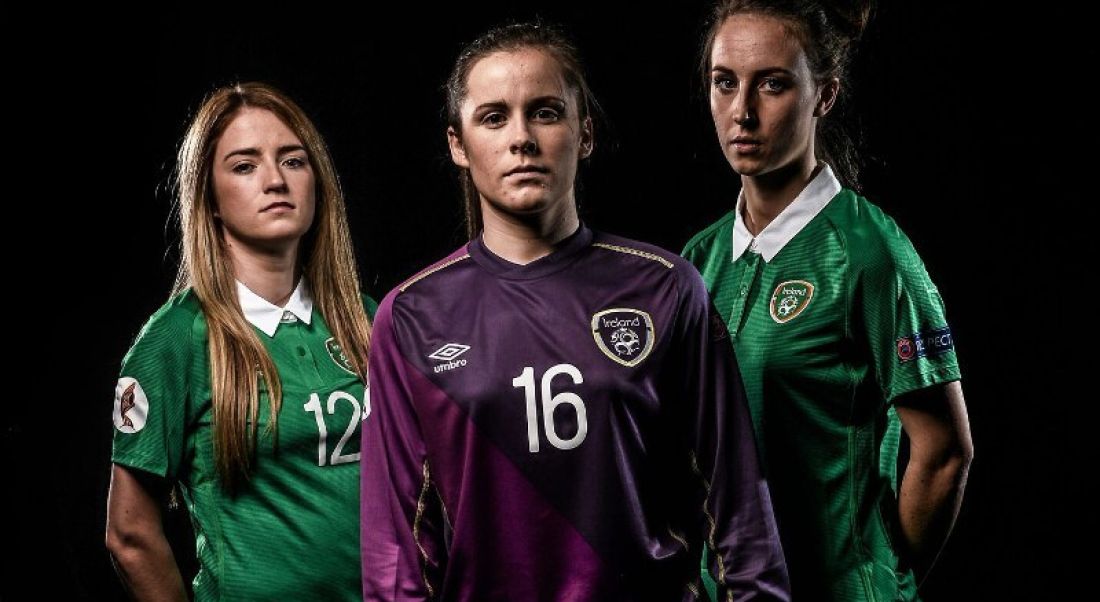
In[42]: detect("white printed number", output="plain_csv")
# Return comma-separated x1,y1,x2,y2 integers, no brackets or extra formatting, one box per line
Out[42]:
303,389,370,466
512,364,587,452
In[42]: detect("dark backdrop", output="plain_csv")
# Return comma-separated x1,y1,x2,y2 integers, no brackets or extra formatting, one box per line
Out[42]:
7,3,1089,600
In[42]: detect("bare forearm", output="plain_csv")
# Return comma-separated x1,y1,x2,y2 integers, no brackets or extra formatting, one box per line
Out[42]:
898,451,971,578
106,464,187,601
895,381,973,582
107,530,188,601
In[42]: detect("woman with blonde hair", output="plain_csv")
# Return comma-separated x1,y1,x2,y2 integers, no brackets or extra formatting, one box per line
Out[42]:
106,81,375,600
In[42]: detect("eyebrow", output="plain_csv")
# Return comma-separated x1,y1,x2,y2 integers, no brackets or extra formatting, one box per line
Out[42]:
222,144,307,162
472,95,567,113
711,65,795,77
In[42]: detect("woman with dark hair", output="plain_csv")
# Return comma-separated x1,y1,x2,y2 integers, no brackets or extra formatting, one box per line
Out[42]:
682,2,974,599
105,82,375,600
360,22,789,601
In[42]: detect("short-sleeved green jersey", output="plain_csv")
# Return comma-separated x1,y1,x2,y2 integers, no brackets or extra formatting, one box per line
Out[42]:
111,280,377,601
682,166,960,602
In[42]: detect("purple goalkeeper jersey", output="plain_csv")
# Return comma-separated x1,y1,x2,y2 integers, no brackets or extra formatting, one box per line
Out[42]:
361,226,789,601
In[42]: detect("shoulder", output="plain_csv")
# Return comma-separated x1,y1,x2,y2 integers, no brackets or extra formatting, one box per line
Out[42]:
681,211,736,260
827,191,919,260
122,290,205,367
134,290,205,343
393,245,473,296
590,231,707,301
378,244,473,320
591,231,693,273
822,190,924,270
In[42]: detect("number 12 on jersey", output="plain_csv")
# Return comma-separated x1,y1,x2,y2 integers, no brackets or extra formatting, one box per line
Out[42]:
513,364,588,453
303,389,370,466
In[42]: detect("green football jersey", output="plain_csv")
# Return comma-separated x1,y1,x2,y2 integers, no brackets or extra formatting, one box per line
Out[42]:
111,282,377,601
683,168,960,602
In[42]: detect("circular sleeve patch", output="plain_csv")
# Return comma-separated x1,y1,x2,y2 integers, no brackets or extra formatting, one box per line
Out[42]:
113,377,149,434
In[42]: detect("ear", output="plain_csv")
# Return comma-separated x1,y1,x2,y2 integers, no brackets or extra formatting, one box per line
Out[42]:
578,115,594,160
447,126,470,168
814,77,840,117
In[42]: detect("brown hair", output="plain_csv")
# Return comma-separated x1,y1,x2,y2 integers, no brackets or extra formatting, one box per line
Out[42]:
444,22,599,239
701,0,874,189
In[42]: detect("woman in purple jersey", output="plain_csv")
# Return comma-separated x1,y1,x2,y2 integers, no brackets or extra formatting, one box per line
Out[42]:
360,22,789,601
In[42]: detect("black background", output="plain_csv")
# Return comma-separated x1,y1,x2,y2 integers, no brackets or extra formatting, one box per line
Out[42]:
6,3,1090,600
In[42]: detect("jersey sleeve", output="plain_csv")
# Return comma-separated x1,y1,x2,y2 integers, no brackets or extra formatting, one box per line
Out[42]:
110,305,194,478
853,222,962,402
360,294,445,601
671,268,791,601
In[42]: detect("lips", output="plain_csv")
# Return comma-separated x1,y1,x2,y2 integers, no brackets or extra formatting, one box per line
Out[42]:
505,165,549,177
731,137,762,153
261,201,295,212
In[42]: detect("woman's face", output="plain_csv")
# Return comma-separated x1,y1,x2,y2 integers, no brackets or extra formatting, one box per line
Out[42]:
448,48,593,219
211,107,316,254
709,13,836,178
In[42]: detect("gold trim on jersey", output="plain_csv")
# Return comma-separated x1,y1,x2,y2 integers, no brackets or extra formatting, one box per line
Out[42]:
413,460,436,599
592,243,674,268
668,526,690,551
400,254,471,292
689,451,729,590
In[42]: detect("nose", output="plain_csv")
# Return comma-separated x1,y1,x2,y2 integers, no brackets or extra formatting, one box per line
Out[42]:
509,120,538,156
732,89,758,128
264,159,289,194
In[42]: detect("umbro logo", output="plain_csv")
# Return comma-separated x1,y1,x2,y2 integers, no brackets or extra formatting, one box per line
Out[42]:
429,343,470,373
429,343,470,361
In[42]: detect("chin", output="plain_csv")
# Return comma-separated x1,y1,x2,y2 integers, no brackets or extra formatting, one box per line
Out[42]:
494,193,555,215
726,156,771,177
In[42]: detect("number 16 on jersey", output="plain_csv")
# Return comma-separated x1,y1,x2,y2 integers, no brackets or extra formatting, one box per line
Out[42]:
513,364,587,453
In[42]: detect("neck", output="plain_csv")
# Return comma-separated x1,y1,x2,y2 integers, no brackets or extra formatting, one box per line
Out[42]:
740,156,820,236
225,234,300,307
479,195,580,265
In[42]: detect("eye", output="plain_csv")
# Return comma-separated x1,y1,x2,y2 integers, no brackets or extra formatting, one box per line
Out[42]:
231,162,256,174
761,77,789,93
532,107,561,122
282,156,308,169
480,112,506,128
712,75,736,92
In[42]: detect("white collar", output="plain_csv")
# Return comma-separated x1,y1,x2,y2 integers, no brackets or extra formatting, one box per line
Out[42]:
237,278,313,338
731,163,842,263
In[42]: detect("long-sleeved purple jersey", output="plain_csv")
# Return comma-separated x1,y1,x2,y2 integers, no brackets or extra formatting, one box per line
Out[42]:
361,226,789,601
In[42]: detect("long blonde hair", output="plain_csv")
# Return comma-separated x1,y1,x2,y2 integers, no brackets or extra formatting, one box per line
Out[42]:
172,82,371,490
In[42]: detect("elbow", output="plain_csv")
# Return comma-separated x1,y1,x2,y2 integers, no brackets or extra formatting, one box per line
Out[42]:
105,523,133,564
937,437,974,483
911,436,973,483
952,429,975,473
106,519,155,568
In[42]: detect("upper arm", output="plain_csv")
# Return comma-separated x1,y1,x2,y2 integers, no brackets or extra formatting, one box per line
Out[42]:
107,463,170,541
852,222,961,402
111,308,194,478
894,381,973,462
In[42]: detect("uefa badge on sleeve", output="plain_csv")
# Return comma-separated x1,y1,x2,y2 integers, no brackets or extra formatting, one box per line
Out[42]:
113,377,149,434
591,308,655,367
769,280,815,324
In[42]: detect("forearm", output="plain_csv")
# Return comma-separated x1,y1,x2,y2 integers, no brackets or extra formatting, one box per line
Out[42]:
107,530,188,601
898,447,971,578
106,464,188,601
